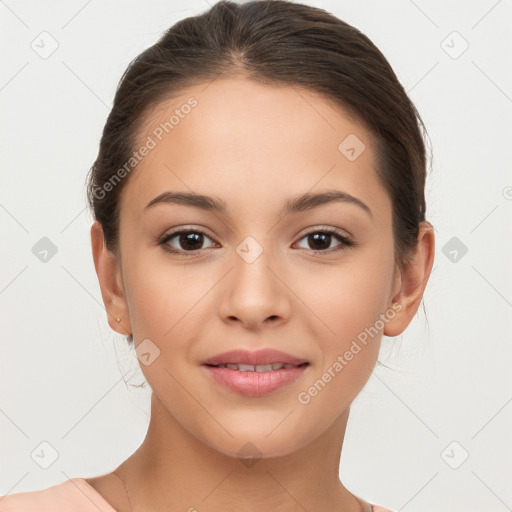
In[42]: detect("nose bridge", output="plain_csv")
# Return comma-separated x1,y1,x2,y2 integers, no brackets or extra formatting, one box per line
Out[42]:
232,233,279,299
219,234,290,326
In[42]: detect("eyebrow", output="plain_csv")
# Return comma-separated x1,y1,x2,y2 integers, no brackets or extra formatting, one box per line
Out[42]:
144,189,372,218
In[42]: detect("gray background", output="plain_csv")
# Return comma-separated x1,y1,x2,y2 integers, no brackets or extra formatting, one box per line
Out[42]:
1,1,511,511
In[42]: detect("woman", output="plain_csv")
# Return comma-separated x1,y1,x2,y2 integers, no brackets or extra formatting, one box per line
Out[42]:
0,1,435,510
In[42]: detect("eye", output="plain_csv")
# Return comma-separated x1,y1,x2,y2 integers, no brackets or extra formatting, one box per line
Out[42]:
295,228,355,254
158,227,356,256
158,228,217,254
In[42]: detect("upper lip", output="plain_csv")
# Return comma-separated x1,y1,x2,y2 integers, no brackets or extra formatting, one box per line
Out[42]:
202,348,309,366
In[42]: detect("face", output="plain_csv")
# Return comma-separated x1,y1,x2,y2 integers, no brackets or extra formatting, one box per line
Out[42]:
101,77,404,458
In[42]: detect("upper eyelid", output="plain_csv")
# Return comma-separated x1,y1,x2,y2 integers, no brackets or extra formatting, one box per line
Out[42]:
162,225,349,238
161,226,214,241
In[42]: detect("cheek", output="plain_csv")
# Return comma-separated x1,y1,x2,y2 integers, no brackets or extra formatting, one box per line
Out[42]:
297,250,393,388
125,253,211,340
301,251,393,340
291,266,389,434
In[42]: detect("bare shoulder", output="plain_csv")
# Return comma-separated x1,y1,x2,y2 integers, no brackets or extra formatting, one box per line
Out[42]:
371,506,395,512
0,477,115,510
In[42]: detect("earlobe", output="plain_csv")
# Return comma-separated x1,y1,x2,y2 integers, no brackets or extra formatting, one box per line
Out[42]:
90,221,132,336
383,222,435,338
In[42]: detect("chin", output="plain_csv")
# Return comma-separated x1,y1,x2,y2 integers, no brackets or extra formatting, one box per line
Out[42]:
201,421,319,461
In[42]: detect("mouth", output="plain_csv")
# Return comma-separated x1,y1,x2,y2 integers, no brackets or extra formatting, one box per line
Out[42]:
203,362,310,372
201,348,311,396
202,361,311,396
201,347,309,367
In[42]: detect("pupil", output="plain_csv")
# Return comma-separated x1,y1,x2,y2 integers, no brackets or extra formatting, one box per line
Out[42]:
180,232,202,250
309,232,330,250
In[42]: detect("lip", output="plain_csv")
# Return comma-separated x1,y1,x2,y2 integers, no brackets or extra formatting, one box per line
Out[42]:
201,348,308,366
201,348,310,397
202,364,310,397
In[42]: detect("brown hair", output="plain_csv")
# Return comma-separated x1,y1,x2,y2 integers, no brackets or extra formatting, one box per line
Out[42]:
86,0,432,347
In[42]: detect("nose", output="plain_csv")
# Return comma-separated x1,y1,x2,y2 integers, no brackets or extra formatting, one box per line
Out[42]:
218,238,292,331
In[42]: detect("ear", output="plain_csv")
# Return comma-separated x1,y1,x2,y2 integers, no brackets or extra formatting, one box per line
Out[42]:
90,221,132,336
384,221,435,337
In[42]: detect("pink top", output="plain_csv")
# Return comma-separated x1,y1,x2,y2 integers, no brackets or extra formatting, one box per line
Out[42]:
0,478,395,511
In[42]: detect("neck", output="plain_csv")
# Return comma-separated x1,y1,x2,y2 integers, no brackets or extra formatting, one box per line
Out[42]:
114,392,369,512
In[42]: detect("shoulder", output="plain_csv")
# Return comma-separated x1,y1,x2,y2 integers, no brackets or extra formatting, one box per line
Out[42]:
0,478,116,512
371,506,395,512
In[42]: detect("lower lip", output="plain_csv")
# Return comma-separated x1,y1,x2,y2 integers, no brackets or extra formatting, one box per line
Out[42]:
202,364,309,397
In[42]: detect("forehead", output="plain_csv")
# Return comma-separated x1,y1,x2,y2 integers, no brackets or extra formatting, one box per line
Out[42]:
120,76,390,224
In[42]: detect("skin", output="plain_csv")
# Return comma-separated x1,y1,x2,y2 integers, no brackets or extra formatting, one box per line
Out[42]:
88,76,435,512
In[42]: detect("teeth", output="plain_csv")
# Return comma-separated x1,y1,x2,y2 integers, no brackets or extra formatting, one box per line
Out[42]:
239,364,257,372
214,362,301,372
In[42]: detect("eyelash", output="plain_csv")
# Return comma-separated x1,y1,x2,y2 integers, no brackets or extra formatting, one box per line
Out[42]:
158,227,356,256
